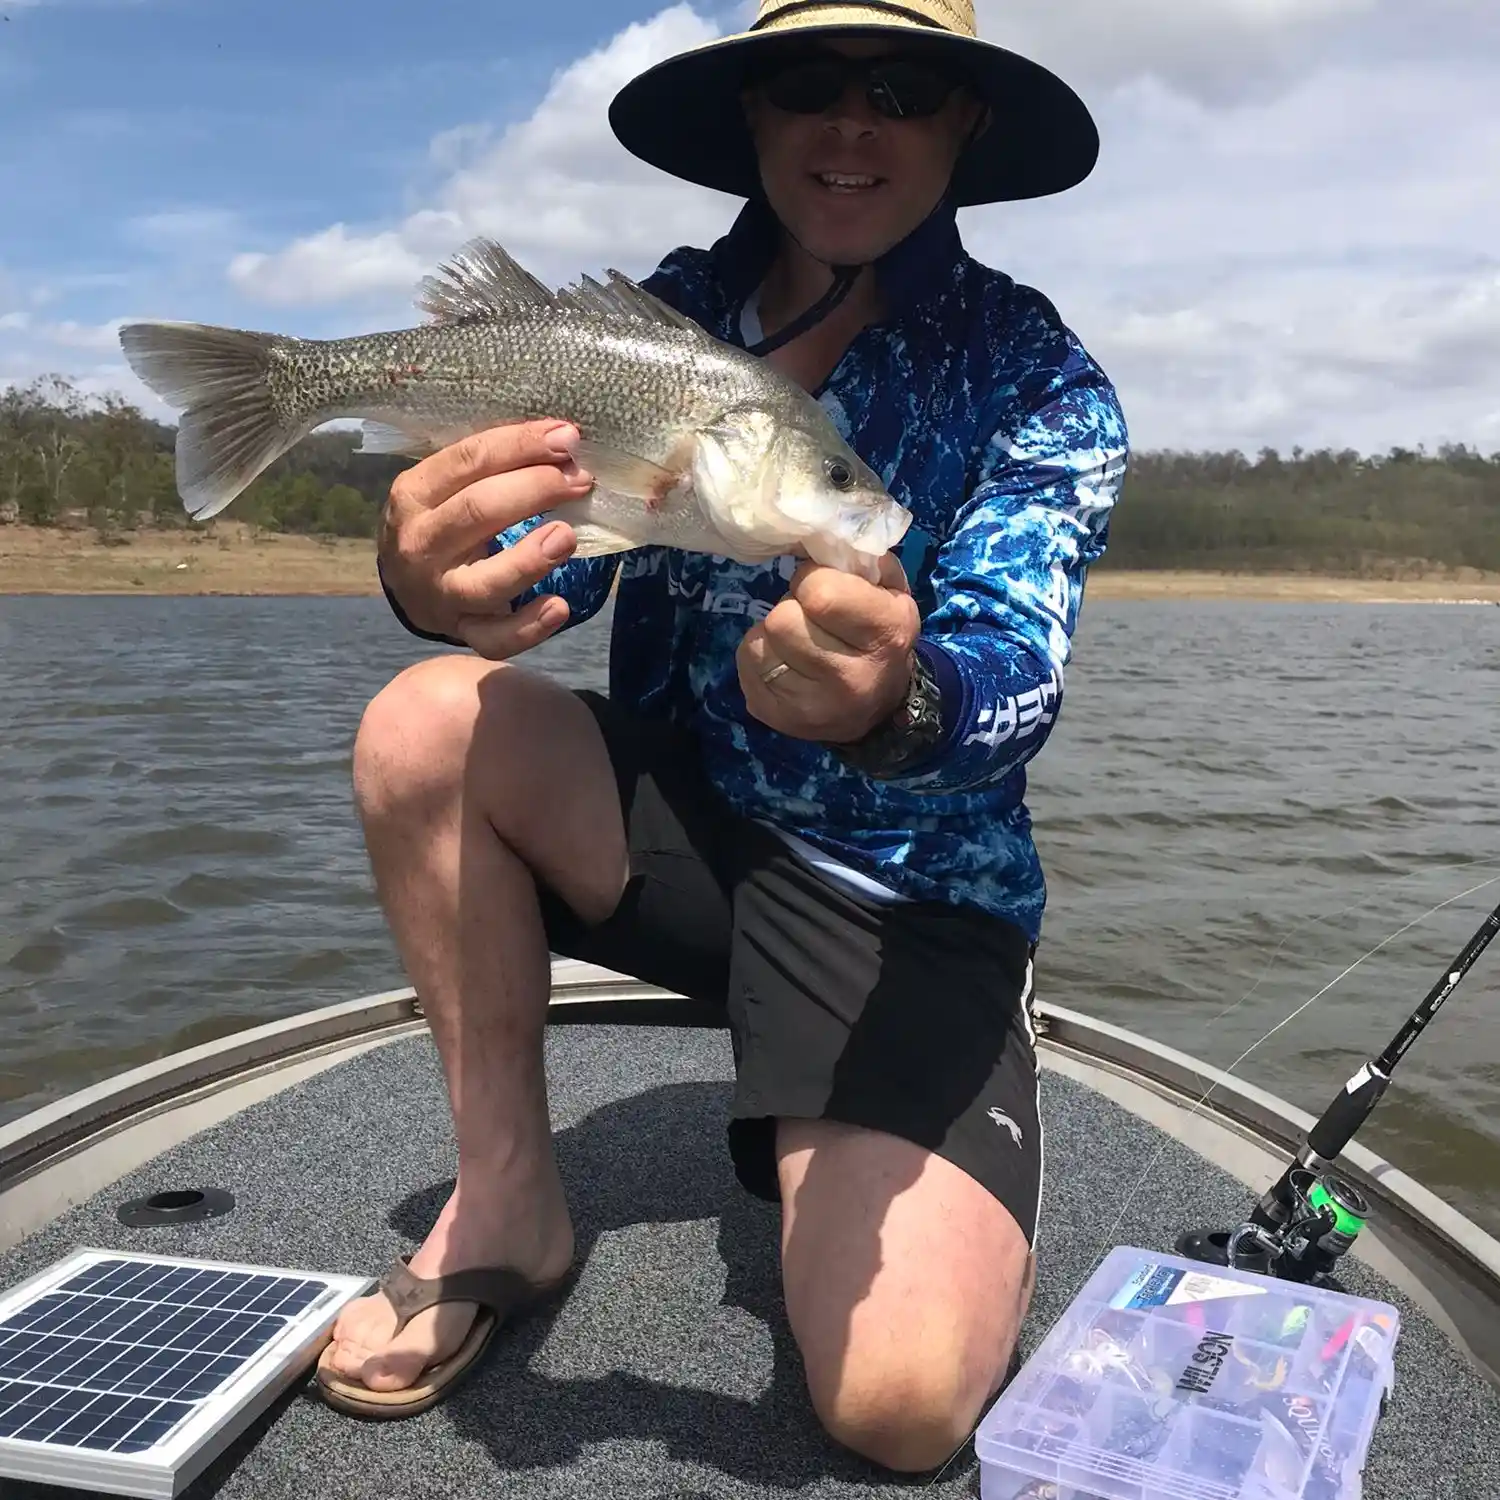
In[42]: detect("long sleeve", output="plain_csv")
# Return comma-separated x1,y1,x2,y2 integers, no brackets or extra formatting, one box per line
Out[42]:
486,518,620,633
380,523,619,645
878,363,1129,795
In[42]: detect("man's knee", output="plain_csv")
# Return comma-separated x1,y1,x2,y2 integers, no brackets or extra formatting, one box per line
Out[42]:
353,655,498,822
807,1346,1004,1473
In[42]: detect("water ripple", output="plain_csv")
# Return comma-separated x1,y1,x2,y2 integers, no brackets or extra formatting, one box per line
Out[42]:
2,593,1498,1236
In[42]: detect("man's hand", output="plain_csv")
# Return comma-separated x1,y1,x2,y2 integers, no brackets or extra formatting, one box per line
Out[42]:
738,554,921,744
378,420,592,659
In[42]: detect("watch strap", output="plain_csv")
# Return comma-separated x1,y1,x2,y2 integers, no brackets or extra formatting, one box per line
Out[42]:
827,643,949,780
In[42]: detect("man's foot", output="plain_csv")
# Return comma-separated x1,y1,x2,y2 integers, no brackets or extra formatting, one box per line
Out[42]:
320,1176,575,1398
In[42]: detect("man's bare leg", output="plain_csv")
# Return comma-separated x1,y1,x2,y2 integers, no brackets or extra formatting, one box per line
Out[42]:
777,1119,1035,1473
321,654,628,1393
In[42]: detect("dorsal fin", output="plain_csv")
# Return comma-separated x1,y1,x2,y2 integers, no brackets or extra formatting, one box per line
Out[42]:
417,238,556,323
550,272,616,318
552,267,700,332
603,268,700,332
417,235,701,333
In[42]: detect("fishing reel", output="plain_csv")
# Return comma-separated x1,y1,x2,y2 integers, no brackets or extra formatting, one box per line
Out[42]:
1177,1167,1370,1288
1177,894,1500,1289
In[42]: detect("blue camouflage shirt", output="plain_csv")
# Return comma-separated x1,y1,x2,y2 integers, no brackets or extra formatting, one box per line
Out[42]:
495,199,1128,942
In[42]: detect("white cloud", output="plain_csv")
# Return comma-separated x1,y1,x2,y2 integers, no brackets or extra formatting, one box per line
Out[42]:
227,5,737,308
0,290,166,417
214,1,1500,454
125,209,245,253
958,46,1500,451
1067,263,1500,453
34,317,129,352
230,224,432,307
976,0,1377,102
9,1,1500,457
0,344,172,420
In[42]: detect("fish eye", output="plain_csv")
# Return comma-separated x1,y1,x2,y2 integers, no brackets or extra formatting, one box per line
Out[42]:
825,457,854,490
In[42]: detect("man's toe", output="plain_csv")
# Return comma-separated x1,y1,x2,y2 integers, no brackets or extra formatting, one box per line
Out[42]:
319,1300,478,1393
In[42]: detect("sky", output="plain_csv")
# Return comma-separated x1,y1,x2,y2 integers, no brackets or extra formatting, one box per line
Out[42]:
1,0,1496,455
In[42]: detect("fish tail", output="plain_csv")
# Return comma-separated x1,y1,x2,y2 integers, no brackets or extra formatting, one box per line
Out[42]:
118,321,308,520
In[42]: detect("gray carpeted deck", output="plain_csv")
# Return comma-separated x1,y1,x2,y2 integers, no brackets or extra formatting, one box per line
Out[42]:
2,1024,1497,1500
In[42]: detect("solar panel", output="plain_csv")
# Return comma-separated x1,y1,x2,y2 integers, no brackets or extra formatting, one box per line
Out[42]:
0,1248,371,1498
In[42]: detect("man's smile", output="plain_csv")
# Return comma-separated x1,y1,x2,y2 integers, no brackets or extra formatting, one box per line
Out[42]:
811,170,887,194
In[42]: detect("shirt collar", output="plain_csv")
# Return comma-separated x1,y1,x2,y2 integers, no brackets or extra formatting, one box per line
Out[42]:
709,193,965,330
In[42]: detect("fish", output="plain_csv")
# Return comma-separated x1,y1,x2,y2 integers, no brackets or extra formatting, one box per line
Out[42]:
116,237,912,582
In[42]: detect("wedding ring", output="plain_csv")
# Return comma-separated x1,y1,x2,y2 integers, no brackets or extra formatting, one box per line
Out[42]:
761,661,792,685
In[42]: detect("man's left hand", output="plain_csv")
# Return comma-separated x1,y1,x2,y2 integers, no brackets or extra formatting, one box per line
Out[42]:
738,554,921,744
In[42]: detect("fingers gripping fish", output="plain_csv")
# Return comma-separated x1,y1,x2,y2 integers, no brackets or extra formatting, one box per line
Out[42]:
117,237,912,582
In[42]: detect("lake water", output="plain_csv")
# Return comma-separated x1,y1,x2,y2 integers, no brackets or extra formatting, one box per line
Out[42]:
3,594,1498,1235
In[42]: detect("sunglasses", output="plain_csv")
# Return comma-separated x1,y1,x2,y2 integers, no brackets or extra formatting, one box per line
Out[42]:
753,52,966,121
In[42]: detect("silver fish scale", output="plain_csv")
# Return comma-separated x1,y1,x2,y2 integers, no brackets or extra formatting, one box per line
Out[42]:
268,314,808,462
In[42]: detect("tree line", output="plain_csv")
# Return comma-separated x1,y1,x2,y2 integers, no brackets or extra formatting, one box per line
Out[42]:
0,376,406,541
4,375,1499,574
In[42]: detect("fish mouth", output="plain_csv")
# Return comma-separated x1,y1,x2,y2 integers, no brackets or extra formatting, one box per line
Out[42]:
811,171,886,195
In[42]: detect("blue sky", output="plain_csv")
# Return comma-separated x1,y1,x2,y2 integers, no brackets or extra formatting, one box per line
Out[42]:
0,0,734,330
2,0,1497,454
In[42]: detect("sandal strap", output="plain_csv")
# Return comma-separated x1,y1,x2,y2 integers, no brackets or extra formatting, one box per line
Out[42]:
377,1256,561,1338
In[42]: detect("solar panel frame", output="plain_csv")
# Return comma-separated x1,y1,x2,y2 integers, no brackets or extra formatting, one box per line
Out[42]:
0,1248,372,1499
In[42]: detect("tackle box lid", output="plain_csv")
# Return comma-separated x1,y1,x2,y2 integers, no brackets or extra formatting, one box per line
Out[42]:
976,1246,1399,1500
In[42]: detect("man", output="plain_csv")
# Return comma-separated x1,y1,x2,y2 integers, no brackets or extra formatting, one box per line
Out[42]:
316,0,1128,1474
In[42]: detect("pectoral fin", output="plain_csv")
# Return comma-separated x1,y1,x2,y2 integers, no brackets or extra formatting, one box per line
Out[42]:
573,440,679,504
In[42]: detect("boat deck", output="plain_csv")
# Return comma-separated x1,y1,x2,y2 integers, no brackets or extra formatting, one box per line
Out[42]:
2,1022,1498,1499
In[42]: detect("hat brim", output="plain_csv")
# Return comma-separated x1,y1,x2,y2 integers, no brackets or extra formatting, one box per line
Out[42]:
609,23,1099,208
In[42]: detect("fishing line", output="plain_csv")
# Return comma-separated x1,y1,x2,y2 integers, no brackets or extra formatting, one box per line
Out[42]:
1201,853,1500,1029
922,867,1500,1491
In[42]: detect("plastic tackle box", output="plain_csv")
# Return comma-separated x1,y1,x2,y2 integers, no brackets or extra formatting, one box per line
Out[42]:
975,1247,1398,1500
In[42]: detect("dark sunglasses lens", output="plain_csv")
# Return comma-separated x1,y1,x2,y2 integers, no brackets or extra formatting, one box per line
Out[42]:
763,60,848,113
867,61,957,117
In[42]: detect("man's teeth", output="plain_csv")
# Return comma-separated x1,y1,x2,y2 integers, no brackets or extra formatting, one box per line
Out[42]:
818,173,880,190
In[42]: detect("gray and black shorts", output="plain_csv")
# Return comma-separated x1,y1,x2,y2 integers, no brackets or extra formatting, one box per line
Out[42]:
537,691,1046,1245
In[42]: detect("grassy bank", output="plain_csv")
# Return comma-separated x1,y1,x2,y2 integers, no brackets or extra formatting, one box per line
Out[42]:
4,525,1500,603
0,523,379,596
1084,569,1500,603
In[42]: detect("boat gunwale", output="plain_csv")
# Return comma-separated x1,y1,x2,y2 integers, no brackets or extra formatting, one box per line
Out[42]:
3,968,1498,1301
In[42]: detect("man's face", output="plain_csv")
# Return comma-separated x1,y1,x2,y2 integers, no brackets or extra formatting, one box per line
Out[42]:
742,36,987,268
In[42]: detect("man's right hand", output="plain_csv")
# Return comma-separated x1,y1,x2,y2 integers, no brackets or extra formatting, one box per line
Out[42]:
378,420,593,660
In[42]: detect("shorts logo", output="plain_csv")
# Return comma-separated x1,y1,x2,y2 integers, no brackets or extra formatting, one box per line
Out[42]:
987,1107,1024,1146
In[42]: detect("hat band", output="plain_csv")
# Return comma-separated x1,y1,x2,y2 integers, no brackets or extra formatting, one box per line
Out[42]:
750,1,953,35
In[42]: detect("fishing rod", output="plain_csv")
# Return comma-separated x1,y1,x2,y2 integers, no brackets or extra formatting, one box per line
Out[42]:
1178,894,1500,1284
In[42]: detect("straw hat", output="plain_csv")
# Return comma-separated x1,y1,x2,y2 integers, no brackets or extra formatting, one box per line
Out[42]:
609,0,1099,208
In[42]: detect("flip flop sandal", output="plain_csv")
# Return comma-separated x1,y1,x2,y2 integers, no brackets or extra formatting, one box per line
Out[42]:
314,1255,575,1420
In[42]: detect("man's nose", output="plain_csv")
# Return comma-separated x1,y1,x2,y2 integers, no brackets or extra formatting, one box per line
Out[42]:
822,82,881,138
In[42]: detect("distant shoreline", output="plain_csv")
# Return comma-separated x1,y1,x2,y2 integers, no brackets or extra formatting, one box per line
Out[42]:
3,524,1499,604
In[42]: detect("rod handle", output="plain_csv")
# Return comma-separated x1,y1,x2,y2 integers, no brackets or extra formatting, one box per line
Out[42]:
1307,1063,1390,1162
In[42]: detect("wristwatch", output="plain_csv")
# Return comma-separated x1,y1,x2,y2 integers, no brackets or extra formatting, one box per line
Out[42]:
828,647,947,780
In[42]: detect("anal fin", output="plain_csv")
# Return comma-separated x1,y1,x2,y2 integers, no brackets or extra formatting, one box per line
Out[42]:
360,420,440,458
540,510,642,558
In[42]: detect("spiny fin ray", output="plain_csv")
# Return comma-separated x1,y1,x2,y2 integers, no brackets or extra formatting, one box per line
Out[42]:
417,236,699,333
